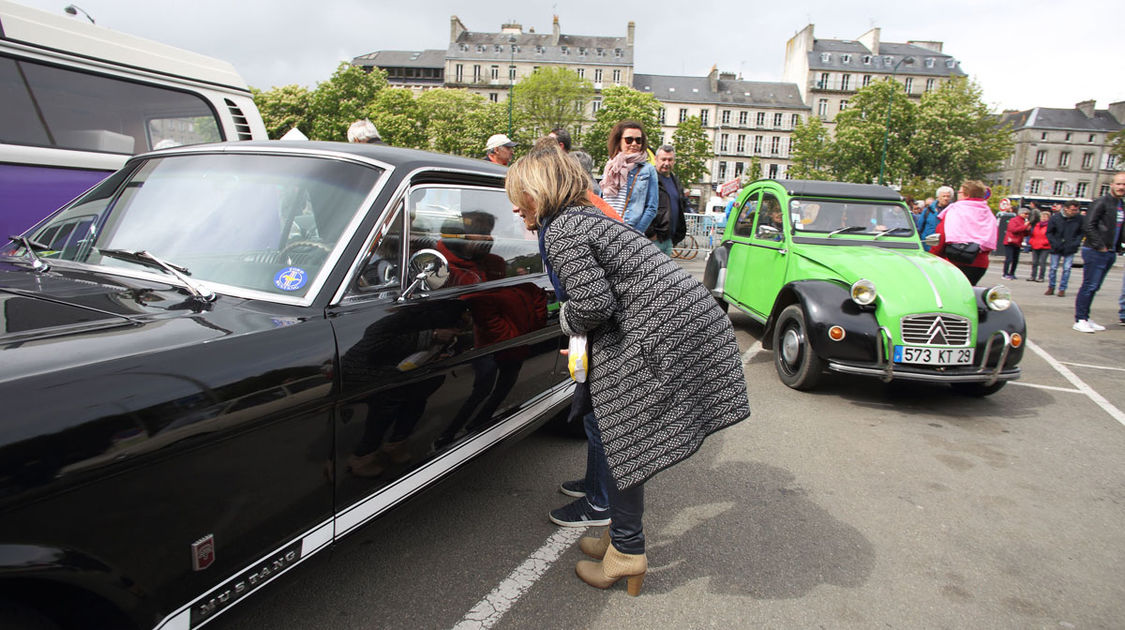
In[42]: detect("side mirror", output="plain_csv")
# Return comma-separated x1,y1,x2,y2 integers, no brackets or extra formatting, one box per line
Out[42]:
397,248,449,301
756,224,781,241
923,233,940,248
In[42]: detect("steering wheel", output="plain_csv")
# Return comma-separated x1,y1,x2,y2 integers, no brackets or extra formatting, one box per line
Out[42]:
279,239,332,266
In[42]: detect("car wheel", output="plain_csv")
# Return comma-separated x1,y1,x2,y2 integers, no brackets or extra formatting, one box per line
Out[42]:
950,381,1007,396
773,304,824,390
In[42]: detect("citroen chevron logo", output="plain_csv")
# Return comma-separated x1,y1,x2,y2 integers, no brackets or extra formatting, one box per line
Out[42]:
926,317,951,345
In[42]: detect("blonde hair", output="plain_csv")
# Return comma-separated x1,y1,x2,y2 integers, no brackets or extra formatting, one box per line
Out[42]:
505,138,590,228
960,180,987,199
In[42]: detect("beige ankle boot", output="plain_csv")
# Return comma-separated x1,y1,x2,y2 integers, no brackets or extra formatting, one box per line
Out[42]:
575,545,647,596
579,528,611,559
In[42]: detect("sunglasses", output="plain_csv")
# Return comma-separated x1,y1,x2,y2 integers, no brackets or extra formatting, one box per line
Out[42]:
622,136,643,145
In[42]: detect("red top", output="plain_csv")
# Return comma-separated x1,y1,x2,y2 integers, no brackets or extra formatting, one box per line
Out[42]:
1028,221,1050,250
1003,215,1029,245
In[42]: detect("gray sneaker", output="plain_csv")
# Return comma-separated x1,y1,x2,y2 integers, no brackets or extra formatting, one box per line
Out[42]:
559,478,586,498
549,498,610,527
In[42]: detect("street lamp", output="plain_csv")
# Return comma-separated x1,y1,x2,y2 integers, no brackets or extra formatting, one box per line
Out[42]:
878,56,914,186
64,4,95,24
507,35,516,136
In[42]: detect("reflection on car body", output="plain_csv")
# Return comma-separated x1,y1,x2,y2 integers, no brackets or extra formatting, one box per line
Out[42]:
0,142,571,629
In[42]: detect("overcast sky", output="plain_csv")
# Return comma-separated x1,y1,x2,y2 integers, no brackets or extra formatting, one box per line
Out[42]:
11,0,1120,113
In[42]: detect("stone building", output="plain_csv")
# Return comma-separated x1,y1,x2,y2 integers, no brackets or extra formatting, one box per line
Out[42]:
635,68,808,197
782,24,966,126
351,50,445,93
991,101,1124,203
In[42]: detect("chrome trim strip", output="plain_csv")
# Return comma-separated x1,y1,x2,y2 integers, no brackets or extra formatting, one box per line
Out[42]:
335,381,574,535
888,249,942,308
726,296,766,324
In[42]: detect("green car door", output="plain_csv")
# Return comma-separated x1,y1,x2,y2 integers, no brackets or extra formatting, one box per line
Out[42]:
725,186,790,320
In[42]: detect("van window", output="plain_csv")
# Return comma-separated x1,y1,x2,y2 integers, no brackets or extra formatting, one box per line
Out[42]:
0,55,222,154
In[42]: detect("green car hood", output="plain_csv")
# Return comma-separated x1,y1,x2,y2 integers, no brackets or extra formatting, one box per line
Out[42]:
793,243,979,321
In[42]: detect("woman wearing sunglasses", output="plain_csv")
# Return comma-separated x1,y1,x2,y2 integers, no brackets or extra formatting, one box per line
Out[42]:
600,120,659,233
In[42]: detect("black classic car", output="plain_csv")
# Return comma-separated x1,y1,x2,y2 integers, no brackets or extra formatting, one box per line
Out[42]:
0,143,572,629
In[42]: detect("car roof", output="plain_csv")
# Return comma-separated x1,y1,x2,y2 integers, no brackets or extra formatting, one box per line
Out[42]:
765,179,904,202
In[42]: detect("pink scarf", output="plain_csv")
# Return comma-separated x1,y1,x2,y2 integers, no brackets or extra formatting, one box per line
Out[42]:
600,151,647,198
939,198,998,251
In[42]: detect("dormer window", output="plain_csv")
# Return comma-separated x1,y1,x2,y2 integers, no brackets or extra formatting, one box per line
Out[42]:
883,55,893,64
578,47,587,56
925,58,935,68
820,52,831,62
596,48,604,56
460,44,468,52
561,46,568,55
945,59,955,68
494,44,503,53
614,48,623,57
536,45,544,54
841,54,851,63
476,44,485,52
862,55,871,64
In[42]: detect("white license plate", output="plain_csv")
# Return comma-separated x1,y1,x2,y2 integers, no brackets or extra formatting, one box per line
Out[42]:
893,345,974,366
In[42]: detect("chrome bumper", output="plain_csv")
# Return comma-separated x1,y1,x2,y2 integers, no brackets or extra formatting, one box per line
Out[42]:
828,329,1020,385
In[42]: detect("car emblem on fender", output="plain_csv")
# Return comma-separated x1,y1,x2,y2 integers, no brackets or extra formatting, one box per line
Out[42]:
193,535,216,571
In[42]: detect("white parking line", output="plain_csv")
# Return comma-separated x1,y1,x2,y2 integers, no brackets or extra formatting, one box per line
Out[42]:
742,341,762,365
451,527,585,630
1026,340,1125,427
1060,361,1125,373
1009,381,1083,393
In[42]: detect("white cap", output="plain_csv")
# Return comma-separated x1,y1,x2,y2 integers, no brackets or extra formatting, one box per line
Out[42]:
486,133,517,151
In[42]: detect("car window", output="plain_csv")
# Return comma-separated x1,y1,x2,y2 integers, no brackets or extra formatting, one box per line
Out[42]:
406,186,542,289
732,192,760,238
754,193,785,241
791,199,915,235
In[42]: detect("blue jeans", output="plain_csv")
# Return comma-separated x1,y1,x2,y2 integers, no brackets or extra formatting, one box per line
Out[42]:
582,411,611,510
1048,253,1075,291
1075,247,1116,321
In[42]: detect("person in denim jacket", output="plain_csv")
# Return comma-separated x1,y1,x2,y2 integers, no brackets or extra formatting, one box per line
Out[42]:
599,120,658,233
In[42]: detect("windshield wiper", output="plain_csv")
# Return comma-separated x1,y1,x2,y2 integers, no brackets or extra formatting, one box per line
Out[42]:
828,225,867,237
6,235,51,272
873,227,915,240
97,248,215,301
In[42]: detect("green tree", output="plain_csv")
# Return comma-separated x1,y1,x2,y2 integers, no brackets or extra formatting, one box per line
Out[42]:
1109,127,1125,164
252,84,313,139
909,78,1013,184
583,85,662,169
832,79,917,184
416,88,489,156
369,88,426,149
670,116,711,186
787,116,835,180
512,67,594,140
307,63,388,141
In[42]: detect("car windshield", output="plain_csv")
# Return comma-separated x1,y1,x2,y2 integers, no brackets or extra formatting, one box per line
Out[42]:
789,198,915,236
23,153,383,299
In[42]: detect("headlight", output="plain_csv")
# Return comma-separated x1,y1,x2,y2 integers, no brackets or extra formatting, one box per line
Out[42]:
850,279,877,306
985,285,1011,311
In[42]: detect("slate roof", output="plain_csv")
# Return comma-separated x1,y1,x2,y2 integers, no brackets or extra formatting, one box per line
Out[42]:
447,31,633,65
999,107,1123,132
633,74,808,110
352,49,446,69
808,40,966,77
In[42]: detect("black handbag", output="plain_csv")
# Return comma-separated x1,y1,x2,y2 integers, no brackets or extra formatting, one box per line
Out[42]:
945,241,981,264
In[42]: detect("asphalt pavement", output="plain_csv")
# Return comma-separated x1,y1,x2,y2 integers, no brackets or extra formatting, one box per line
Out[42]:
209,252,1125,630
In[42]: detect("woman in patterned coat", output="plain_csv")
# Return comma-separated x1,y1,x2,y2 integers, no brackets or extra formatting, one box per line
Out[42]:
506,141,750,595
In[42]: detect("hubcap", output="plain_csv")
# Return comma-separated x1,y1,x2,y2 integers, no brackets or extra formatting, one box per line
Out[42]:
781,326,803,367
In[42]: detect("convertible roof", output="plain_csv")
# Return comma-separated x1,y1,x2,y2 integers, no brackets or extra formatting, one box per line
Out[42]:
772,179,904,202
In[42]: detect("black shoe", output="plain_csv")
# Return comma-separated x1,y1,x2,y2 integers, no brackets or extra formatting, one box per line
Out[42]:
1120,319,1125,326
559,478,586,498
549,498,610,527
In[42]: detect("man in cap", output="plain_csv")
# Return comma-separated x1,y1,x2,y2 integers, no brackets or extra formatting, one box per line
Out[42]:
484,134,517,166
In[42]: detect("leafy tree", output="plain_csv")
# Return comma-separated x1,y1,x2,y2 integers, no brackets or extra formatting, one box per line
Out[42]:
832,79,917,184
583,85,662,170
744,156,763,183
787,116,835,180
670,116,711,186
416,88,490,156
512,67,594,141
307,63,388,141
909,78,1012,184
1109,127,1125,164
369,88,426,149
252,84,313,139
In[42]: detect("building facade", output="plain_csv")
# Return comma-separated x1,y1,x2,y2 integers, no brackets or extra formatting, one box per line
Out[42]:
636,69,808,198
351,49,445,93
991,101,1124,203
783,24,966,126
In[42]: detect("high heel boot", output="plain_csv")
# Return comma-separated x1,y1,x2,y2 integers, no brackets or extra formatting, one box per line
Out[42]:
579,528,611,559
575,545,647,596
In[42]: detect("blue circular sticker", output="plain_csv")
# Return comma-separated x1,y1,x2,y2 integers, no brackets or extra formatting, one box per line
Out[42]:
274,267,308,292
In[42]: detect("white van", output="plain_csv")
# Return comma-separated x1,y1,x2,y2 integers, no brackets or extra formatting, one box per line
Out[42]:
0,0,267,239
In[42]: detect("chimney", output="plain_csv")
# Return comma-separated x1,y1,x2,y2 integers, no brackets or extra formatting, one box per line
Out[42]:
551,15,560,45
858,26,880,55
907,40,943,53
1076,100,1096,119
627,21,635,47
709,65,719,92
1107,101,1125,124
450,16,466,43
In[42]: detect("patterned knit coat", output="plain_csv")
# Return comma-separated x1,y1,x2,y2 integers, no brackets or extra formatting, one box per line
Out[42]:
543,207,750,490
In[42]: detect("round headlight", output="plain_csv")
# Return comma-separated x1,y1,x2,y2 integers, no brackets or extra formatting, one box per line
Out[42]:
850,279,877,306
985,285,1012,311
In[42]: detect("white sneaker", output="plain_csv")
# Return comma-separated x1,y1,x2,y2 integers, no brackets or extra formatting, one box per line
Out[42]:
1073,320,1097,333
1088,320,1107,331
